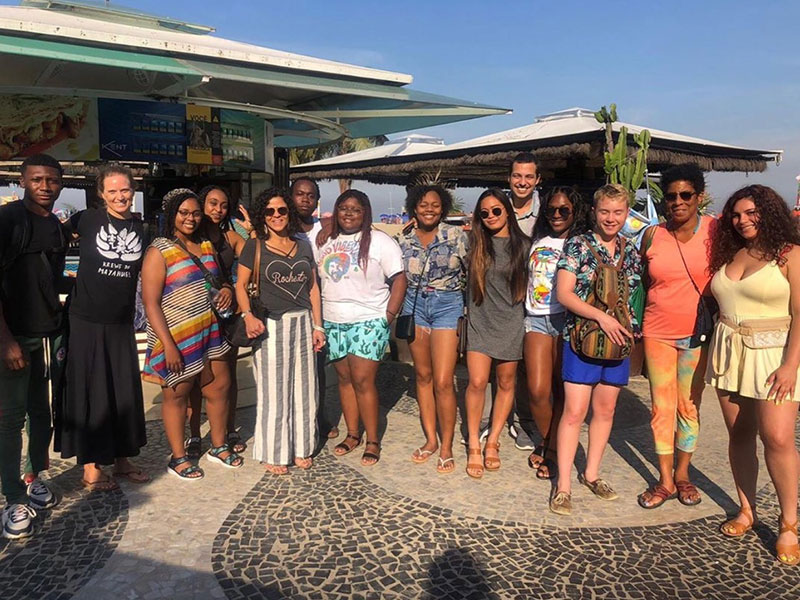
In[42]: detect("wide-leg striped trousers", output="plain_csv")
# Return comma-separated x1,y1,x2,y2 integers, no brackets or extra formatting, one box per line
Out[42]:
252,309,318,465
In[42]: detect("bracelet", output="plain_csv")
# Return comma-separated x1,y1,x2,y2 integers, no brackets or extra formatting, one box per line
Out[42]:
241,310,251,319
313,325,325,333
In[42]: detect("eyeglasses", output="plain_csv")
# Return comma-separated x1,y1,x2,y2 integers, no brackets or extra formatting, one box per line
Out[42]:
664,191,697,202
177,209,202,219
266,206,288,216
338,206,364,215
479,207,503,219
546,206,572,218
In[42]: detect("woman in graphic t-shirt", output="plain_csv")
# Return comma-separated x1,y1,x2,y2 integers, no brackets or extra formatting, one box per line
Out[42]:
58,164,149,490
236,188,325,475
317,190,407,466
523,186,590,480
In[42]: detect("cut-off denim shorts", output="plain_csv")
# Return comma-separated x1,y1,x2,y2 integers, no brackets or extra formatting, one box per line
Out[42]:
401,289,463,331
524,312,566,337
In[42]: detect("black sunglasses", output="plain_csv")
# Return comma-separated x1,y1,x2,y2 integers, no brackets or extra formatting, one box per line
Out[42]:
479,207,503,219
665,191,696,202
546,206,572,218
266,206,288,216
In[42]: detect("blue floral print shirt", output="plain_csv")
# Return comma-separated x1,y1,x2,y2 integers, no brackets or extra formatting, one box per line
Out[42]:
556,232,643,341
395,223,469,292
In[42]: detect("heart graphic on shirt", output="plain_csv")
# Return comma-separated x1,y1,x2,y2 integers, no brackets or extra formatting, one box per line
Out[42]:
264,259,310,299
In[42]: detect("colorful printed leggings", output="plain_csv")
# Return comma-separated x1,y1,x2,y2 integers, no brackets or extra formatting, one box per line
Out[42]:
643,337,708,455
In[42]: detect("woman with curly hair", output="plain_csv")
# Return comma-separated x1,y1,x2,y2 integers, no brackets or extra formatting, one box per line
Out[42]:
464,188,530,479
185,185,248,460
142,189,242,480
707,185,800,566
524,186,590,480
236,188,325,474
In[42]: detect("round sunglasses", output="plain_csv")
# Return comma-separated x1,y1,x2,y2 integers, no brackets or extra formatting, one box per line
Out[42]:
266,206,289,216
479,206,503,219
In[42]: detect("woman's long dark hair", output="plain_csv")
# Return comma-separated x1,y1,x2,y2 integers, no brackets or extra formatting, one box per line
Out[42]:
709,184,800,273
161,188,200,239
468,188,529,305
250,187,300,241
532,186,590,241
323,189,373,271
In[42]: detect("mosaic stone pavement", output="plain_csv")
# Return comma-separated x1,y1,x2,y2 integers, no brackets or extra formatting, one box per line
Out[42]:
1,361,799,599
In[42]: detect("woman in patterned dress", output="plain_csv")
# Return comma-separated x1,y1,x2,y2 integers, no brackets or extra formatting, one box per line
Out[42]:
142,189,243,480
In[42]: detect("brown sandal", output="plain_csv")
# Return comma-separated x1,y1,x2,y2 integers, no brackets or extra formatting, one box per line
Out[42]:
777,516,800,565
484,441,500,471
466,448,484,479
637,483,677,509
675,480,702,506
333,433,362,456
720,506,756,538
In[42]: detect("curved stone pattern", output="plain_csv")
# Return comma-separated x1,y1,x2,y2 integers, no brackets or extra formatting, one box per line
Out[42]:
0,459,128,600
213,456,792,600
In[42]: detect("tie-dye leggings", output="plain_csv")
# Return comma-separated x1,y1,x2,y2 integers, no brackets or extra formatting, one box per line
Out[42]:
643,337,708,455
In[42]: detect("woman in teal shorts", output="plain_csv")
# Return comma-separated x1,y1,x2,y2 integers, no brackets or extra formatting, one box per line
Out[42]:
317,190,407,466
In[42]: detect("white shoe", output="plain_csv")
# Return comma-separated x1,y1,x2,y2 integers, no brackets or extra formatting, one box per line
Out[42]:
26,478,58,510
2,503,37,539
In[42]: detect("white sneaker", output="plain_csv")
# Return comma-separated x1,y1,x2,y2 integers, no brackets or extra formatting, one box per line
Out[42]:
460,425,490,446
26,478,58,510
2,503,37,539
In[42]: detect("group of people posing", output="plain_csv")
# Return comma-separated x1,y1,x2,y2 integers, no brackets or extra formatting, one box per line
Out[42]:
0,152,798,568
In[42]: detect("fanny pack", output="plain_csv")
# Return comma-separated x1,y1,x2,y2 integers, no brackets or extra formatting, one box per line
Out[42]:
718,315,791,349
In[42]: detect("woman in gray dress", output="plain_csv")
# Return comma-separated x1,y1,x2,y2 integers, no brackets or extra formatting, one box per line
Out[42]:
464,188,530,478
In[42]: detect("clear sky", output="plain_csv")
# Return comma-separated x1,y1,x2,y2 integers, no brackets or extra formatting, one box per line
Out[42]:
2,0,797,215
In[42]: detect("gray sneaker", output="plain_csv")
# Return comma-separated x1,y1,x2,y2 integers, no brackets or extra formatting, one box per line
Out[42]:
2,503,37,539
513,428,536,451
27,478,58,510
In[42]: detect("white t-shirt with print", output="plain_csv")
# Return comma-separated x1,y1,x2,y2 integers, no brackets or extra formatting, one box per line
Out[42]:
317,229,404,323
525,235,566,316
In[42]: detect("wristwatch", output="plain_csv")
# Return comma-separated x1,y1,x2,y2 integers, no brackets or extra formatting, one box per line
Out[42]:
241,311,251,319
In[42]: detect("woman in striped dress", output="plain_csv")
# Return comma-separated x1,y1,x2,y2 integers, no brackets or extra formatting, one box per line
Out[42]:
142,189,243,480
236,188,325,475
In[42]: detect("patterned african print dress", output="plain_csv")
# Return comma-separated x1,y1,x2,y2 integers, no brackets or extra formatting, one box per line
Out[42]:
142,237,230,387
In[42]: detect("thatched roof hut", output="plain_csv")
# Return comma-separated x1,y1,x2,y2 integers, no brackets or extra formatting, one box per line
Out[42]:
292,108,783,188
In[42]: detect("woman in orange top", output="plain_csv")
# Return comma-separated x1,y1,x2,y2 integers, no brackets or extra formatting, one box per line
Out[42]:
638,164,714,509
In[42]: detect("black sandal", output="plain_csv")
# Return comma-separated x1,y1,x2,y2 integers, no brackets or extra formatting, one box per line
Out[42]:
333,433,362,456
361,441,381,466
227,431,247,454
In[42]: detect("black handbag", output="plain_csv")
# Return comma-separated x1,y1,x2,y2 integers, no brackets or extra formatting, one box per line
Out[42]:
224,240,267,348
395,248,431,344
672,229,715,345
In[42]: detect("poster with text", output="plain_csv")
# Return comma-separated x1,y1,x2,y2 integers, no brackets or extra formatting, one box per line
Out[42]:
98,98,186,162
186,104,222,165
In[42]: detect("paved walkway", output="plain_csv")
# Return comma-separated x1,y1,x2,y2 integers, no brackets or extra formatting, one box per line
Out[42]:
1,359,798,599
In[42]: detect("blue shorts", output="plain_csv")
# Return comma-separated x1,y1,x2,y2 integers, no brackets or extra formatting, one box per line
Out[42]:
401,289,463,330
325,317,390,362
525,312,566,337
562,340,630,386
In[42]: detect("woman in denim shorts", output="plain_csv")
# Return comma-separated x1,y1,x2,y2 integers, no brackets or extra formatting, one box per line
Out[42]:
524,187,590,480
317,190,407,466
395,186,468,474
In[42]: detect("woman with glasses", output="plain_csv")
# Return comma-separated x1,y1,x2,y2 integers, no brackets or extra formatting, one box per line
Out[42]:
395,185,468,474
236,188,325,475
464,188,530,478
142,189,242,480
523,187,590,480
317,190,407,466
59,164,149,490
637,164,714,509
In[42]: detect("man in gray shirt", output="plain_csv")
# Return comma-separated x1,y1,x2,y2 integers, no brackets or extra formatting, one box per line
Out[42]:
508,152,542,237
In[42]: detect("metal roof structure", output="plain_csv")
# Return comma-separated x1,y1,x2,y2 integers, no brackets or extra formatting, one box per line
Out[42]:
293,107,784,187
0,1,509,149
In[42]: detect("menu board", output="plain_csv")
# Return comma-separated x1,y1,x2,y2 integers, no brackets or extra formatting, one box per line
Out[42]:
98,99,186,162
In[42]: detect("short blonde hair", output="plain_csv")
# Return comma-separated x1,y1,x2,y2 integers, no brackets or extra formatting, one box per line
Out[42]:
593,183,630,206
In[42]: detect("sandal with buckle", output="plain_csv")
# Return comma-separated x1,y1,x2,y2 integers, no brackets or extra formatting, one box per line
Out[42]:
484,441,501,471
227,431,247,454
184,437,202,460
676,480,702,506
167,456,204,481
361,441,381,466
637,483,678,509
777,516,800,565
720,506,756,538
466,448,484,479
205,444,244,469
333,433,362,456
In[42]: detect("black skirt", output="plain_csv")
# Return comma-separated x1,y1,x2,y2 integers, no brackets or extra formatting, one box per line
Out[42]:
58,314,147,465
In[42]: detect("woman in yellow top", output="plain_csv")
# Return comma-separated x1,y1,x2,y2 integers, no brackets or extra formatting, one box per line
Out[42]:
706,184,800,566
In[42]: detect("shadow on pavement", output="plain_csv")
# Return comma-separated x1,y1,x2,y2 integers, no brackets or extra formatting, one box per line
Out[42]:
422,547,497,600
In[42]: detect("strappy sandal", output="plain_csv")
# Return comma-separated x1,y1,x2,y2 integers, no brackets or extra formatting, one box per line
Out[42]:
484,441,500,471
227,431,247,454
333,433,363,456
637,483,678,509
720,506,756,538
166,456,204,481
777,516,800,565
361,441,381,466
676,480,702,506
536,451,557,481
436,456,455,474
184,437,202,460
466,447,484,479
205,444,244,469
527,441,548,470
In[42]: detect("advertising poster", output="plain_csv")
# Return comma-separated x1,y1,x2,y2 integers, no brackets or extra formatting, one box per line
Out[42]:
220,109,267,171
98,98,186,162
186,104,222,165
0,94,99,161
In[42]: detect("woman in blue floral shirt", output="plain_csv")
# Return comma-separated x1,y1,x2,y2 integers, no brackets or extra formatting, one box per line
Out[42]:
550,183,642,516
395,185,469,474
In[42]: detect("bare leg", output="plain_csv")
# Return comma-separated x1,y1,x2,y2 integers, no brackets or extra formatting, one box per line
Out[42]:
162,379,197,473
430,329,458,465
484,360,518,466
346,355,381,465
556,382,592,494
332,357,361,454
225,351,240,434
200,359,233,457
188,381,202,439
717,390,759,526
465,351,491,477
525,331,556,466
584,383,621,482
408,328,439,457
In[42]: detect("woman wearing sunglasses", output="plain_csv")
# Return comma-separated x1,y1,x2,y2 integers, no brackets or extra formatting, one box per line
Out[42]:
236,188,325,475
524,187,590,480
464,188,530,478
317,190,407,466
637,164,714,509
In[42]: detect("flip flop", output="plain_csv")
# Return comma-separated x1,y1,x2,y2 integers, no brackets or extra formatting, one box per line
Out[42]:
294,457,313,470
112,467,150,484
436,456,455,474
411,447,436,464
81,477,119,492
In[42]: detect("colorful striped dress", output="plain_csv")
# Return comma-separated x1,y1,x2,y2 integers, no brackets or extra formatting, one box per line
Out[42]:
143,237,230,387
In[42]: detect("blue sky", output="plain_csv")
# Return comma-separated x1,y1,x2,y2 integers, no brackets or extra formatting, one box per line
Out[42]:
2,0,798,215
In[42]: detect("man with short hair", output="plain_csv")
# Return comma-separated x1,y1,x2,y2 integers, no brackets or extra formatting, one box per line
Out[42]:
508,152,542,237
0,154,66,539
